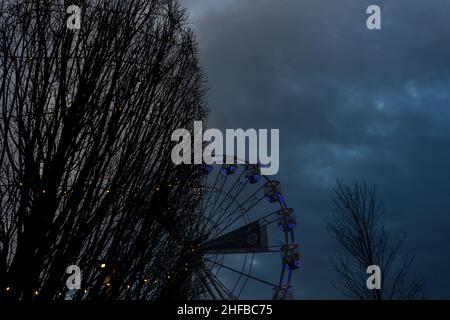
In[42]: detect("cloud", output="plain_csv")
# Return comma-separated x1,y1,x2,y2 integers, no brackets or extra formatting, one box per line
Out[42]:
181,0,450,298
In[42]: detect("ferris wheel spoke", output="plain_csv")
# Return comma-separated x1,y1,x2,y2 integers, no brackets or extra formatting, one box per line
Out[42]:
202,220,272,254
199,179,227,234
197,268,219,300
223,184,266,217
236,253,255,298
231,252,254,296
199,167,223,217
220,205,279,236
208,192,264,236
208,182,247,230
201,266,237,300
201,181,265,237
193,161,299,300
207,170,247,222
208,176,229,217
205,257,276,288
229,252,250,295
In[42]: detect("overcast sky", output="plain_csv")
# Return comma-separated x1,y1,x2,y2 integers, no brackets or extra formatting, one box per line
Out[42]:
180,0,450,299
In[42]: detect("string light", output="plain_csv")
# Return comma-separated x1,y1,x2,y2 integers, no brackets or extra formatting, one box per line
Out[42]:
100,263,106,269
5,287,10,292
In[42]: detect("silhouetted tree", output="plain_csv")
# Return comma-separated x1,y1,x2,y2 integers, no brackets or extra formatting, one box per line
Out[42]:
327,180,423,300
0,0,207,300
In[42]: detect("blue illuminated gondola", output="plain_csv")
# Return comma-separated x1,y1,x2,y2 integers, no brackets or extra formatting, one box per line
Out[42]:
245,166,261,184
278,216,297,232
202,164,214,175
265,181,281,203
222,164,238,175
281,243,302,270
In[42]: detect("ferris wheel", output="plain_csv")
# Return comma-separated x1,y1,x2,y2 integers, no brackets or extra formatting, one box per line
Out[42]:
184,156,302,300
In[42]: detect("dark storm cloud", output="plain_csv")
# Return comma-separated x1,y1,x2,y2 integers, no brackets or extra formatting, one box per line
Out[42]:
181,0,450,298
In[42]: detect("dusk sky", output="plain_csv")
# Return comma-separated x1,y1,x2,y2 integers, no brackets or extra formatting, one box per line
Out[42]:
181,0,450,299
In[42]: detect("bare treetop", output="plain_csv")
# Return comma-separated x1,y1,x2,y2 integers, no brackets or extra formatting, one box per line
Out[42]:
0,0,207,300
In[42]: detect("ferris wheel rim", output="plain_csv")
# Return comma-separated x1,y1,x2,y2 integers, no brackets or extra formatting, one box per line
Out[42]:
192,155,299,300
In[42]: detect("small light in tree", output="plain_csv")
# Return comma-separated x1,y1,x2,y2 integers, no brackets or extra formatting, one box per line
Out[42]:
42,189,46,194
100,263,106,269
143,278,148,283
126,284,131,289
84,289,88,293
34,290,39,296
5,287,10,292
106,283,111,287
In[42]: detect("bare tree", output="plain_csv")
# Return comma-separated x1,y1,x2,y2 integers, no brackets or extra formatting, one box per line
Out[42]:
327,180,423,300
0,0,208,300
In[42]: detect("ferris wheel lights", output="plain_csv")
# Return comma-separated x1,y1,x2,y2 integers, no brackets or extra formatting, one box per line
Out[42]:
284,255,302,270
265,180,280,187
278,208,295,216
283,242,299,249
222,164,238,175
246,174,261,184
245,165,261,184
278,217,297,232
265,180,282,203
274,284,292,291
